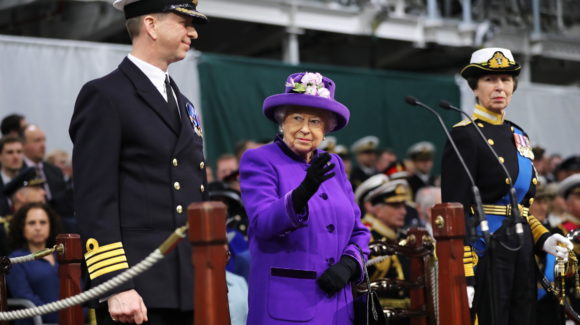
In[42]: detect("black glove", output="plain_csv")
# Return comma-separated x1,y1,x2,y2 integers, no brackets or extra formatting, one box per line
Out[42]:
317,255,358,295
292,153,335,214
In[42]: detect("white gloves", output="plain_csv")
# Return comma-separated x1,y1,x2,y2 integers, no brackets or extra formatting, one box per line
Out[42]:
466,286,475,309
543,233,573,262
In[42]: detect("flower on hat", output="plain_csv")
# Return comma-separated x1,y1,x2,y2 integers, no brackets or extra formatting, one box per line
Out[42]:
285,72,330,98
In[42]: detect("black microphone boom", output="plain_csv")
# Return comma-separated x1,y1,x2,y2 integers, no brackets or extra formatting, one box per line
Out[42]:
438,100,524,241
404,96,490,243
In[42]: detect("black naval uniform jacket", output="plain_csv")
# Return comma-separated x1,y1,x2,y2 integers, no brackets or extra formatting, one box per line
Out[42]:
441,106,549,278
69,57,207,310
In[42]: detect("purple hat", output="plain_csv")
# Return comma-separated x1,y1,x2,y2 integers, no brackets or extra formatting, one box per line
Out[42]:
262,72,350,132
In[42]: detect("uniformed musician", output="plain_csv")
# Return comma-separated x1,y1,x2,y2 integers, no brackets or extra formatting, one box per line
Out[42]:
69,0,208,324
441,47,572,325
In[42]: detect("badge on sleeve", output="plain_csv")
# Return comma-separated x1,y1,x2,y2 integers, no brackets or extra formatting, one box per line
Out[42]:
513,133,534,160
186,102,203,137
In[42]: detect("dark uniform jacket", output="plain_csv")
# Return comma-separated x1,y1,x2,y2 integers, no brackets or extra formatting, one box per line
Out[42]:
69,57,207,310
441,108,550,280
407,174,435,199
0,177,10,217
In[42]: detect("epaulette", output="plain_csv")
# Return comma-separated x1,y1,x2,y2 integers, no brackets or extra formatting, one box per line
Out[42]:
506,120,529,137
453,119,472,128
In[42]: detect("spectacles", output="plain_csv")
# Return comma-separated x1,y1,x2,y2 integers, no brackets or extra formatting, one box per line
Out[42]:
285,114,325,130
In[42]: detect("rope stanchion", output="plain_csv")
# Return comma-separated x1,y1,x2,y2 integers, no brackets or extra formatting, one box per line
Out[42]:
9,244,64,265
0,224,188,321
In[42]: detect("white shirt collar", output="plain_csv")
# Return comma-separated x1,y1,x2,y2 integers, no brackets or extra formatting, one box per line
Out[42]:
127,54,170,101
24,157,42,168
0,171,11,185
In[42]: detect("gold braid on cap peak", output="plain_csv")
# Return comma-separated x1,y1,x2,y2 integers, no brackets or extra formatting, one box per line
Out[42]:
84,238,129,280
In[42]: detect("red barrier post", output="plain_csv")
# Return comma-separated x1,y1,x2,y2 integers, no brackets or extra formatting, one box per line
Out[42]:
188,201,231,325
431,203,471,325
56,234,83,325
407,228,429,325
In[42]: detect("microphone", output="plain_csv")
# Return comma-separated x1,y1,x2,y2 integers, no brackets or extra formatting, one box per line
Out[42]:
404,96,490,244
438,100,524,242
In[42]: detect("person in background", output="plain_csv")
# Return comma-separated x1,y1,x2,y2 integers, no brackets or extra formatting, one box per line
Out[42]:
0,136,24,217
240,71,370,324
3,167,47,214
546,154,562,183
0,114,27,138
555,156,580,182
69,0,209,324
361,176,411,322
375,148,397,174
349,135,379,190
216,154,239,181
414,186,441,236
46,149,73,183
382,160,421,230
406,141,436,199
6,202,62,325
532,146,548,183
22,124,73,221
234,140,262,162
441,47,572,325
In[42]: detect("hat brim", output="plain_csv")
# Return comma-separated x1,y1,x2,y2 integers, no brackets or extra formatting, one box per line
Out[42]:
460,63,521,79
170,7,208,24
263,93,350,132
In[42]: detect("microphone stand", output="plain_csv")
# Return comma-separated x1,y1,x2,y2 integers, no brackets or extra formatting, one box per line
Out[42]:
438,100,524,250
404,96,490,244
405,96,495,325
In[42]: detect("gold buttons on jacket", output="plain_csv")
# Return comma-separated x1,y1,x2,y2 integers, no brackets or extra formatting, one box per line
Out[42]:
529,198,535,205
488,139,495,145
498,157,504,163
200,185,205,193
172,158,178,167
505,178,511,184
176,205,183,214
511,126,515,132
477,123,484,128
199,161,205,169
532,178,538,185
174,182,181,190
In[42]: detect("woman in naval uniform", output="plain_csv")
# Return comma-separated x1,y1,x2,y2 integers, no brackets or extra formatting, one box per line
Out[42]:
441,47,572,325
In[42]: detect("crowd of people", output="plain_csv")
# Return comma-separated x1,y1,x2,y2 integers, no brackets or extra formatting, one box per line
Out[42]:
2,88,580,324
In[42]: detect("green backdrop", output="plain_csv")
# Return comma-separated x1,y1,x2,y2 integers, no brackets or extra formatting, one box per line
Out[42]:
198,53,461,174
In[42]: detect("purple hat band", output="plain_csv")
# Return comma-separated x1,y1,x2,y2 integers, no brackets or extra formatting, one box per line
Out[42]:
262,72,350,132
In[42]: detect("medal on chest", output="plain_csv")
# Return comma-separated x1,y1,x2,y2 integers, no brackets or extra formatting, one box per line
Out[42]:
186,102,203,137
513,133,534,160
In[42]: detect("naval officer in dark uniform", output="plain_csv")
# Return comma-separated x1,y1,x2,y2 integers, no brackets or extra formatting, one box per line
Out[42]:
441,47,572,325
69,1,208,324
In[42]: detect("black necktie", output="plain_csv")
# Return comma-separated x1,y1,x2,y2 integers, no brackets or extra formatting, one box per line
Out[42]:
165,75,181,129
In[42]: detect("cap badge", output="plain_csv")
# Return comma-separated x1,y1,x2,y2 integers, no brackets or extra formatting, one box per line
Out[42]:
395,184,406,195
487,51,511,69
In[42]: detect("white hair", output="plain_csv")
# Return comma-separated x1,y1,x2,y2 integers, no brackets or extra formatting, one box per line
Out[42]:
415,186,442,217
274,106,338,133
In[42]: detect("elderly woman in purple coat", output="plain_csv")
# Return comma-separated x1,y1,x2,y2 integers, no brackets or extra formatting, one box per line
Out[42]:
239,72,371,324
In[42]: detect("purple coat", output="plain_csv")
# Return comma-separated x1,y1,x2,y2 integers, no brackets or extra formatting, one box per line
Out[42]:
240,138,371,325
